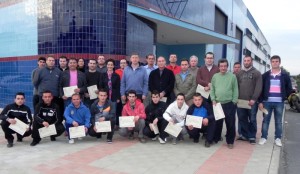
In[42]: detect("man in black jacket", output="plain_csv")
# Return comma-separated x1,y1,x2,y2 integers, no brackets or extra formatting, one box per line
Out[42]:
0,92,32,148
186,93,215,147
30,90,65,146
143,90,169,144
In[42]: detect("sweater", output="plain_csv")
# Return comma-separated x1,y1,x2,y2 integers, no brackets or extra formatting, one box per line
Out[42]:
90,100,115,125
145,101,167,126
163,101,189,127
211,72,238,104
0,103,32,126
121,65,148,96
196,65,219,86
121,100,146,119
236,67,262,101
64,102,91,128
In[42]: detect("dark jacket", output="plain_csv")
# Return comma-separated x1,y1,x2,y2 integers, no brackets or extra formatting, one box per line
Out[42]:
59,70,87,97
258,70,293,103
90,99,115,126
149,68,175,97
34,101,63,125
186,101,213,121
0,103,32,126
145,101,167,127
101,72,121,102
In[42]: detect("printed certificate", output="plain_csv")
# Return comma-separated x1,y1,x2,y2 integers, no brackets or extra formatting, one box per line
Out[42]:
95,121,111,132
164,122,182,137
87,85,98,100
196,84,210,99
8,118,29,136
185,115,203,129
213,103,225,120
38,124,57,138
69,125,86,139
63,85,78,97
119,116,135,128
237,99,251,109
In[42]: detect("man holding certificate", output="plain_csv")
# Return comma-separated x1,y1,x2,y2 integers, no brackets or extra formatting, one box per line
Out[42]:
185,93,215,147
143,90,168,144
0,92,32,148
89,89,115,143
119,90,147,143
163,93,188,145
236,56,262,145
64,93,91,144
30,90,65,146
211,59,238,149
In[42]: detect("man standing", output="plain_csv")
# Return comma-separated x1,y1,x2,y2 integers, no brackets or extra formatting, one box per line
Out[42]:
211,59,238,149
89,89,115,143
236,56,262,144
144,54,158,76
174,59,196,106
166,54,180,75
60,58,87,107
58,56,69,71
189,55,199,77
149,56,175,105
96,55,107,73
31,57,46,109
30,90,65,146
0,92,32,148
64,93,91,144
115,58,127,79
258,55,292,147
119,90,146,143
233,62,241,75
121,53,148,101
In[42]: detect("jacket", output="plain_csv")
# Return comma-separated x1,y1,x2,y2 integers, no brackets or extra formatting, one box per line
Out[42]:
145,101,167,127
34,101,63,125
163,101,189,127
101,72,121,102
59,70,87,97
122,100,146,119
196,65,219,87
186,102,214,121
90,99,115,125
174,72,197,101
0,103,32,126
149,68,175,97
64,102,91,128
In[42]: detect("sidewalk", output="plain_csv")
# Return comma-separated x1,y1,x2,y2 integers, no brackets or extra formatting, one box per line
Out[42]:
0,110,280,174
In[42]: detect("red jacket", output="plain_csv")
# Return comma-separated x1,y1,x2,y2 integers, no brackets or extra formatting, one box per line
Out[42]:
122,100,146,119
166,65,181,75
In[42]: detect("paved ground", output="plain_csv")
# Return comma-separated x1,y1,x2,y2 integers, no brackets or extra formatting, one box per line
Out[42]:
0,110,282,174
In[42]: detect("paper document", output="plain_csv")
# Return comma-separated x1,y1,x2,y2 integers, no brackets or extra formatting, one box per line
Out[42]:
87,85,98,100
185,115,203,129
69,125,86,139
160,97,167,102
196,84,210,99
213,103,225,120
164,122,182,137
237,99,251,109
38,124,57,138
149,123,159,134
63,85,78,97
95,121,111,132
119,116,135,128
261,108,269,115
8,118,29,135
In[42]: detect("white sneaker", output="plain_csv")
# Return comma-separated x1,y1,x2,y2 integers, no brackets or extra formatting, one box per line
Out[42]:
275,138,282,147
78,137,83,140
152,136,158,141
258,138,267,145
69,139,74,144
158,137,166,144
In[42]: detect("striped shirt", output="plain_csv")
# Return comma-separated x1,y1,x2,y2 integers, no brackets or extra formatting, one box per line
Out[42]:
267,72,282,102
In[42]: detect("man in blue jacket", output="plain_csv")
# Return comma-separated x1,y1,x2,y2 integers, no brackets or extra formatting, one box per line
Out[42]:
64,93,91,144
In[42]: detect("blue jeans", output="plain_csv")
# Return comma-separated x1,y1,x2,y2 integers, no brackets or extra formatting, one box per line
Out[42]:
261,102,284,139
237,102,258,140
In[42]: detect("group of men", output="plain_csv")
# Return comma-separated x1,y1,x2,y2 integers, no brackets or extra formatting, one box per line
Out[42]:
0,52,292,150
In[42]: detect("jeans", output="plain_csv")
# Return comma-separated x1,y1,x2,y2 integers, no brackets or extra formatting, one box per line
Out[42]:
261,102,284,139
237,102,258,140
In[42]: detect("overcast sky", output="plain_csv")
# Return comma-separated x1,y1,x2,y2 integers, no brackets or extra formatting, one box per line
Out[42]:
243,0,300,75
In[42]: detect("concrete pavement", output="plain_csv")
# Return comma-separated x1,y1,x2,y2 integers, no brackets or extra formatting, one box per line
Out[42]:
0,110,282,174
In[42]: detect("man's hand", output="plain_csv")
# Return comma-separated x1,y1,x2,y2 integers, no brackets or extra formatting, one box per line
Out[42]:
249,100,255,106
98,117,105,122
84,93,90,98
128,127,133,131
159,92,165,98
7,118,16,124
204,86,210,91
258,103,264,110
188,125,194,130
134,116,139,123
202,118,209,126
93,126,97,132
42,121,50,127
84,127,88,133
212,101,217,106
142,95,146,100
153,118,158,125
62,96,68,100
168,119,174,124
121,95,126,101
72,121,79,127
74,88,80,93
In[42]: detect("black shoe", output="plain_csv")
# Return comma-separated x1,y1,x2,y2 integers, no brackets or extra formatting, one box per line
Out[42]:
249,139,256,145
17,138,23,142
128,132,134,140
107,139,112,144
237,136,248,141
50,137,56,141
7,142,13,148
30,141,40,146
96,135,102,139
193,138,199,143
139,137,146,143
205,141,211,148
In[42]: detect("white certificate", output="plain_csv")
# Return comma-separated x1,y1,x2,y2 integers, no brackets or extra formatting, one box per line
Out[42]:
160,97,167,102
213,103,225,120
196,84,210,99
237,99,251,109
87,85,98,100
185,115,203,129
150,123,159,134
38,124,57,138
95,121,111,132
119,116,135,128
8,118,29,135
261,108,269,115
69,125,86,139
63,85,78,97
164,122,182,137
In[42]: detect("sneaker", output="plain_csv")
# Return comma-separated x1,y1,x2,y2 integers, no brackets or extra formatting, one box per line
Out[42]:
7,141,13,148
30,141,40,146
17,138,23,142
172,138,177,145
237,136,248,141
69,139,75,144
275,138,282,147
139,137,146,143
158,137,166,144
152,136,158,141
128,132,134,140
205,141,211,148
249,139,256,145
227,144,234,149
258,138,267,145
107,139,112,144
50,137,56,141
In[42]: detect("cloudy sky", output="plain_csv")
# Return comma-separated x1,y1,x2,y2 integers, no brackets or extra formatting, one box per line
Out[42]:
243,0,300,75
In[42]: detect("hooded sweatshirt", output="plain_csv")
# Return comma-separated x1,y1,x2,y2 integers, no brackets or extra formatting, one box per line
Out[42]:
64,102,91,128
122,99,146,119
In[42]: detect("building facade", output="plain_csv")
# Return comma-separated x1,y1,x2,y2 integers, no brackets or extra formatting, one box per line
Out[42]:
0,0,270,109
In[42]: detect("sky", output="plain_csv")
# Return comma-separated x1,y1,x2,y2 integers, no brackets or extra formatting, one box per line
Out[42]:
243,0,300,75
